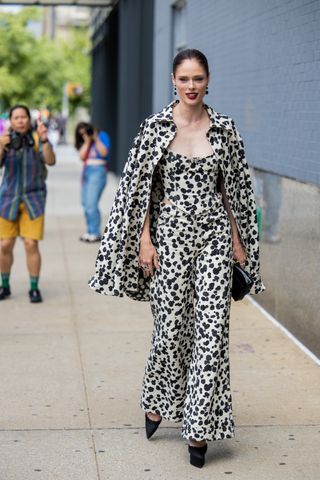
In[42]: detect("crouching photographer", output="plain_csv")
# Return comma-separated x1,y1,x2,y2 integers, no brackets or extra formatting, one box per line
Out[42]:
0,104,56,303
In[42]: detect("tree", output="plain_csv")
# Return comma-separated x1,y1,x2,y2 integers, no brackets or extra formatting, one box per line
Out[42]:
0,7,91,113
59,28,91,113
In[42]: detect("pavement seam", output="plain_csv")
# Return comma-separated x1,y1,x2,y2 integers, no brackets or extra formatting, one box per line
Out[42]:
1,424,319,432
57,215,101,480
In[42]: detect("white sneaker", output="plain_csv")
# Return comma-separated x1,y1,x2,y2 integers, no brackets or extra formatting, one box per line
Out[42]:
265,233,281,244
79,233,101,243
79,233,90,242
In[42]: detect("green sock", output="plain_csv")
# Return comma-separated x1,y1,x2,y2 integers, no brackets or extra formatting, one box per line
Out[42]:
1,273,10,289
30,276,39,291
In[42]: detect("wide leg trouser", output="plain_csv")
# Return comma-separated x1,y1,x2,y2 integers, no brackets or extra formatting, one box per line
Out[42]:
140,199,235,441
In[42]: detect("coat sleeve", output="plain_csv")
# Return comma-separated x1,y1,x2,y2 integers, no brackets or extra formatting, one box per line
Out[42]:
88,120,146,296
223,121,265,295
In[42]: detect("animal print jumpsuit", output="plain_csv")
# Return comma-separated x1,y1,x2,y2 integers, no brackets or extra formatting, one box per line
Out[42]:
141,149,235,442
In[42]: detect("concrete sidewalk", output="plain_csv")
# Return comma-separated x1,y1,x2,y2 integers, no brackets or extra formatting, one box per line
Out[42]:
0,145,319,480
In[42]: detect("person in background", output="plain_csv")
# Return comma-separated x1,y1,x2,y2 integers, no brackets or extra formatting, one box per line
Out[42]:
47,114,60,149
75,122,110,243
0,104,56,303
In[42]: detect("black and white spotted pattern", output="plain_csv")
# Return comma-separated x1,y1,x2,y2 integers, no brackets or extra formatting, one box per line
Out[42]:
89,101,265,301
158,149,219,216
140,150,234,441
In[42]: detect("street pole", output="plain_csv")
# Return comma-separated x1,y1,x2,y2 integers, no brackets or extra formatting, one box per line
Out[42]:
61,82,69,144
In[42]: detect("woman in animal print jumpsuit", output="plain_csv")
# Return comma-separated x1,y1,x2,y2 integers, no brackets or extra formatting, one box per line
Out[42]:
90,49,265,468
139,49,263,468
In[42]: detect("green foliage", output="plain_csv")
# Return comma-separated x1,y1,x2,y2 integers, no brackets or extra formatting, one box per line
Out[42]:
59,29,91,112
0,7,91,113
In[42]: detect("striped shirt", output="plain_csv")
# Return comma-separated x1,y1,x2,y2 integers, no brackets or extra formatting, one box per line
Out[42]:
0,141,47,221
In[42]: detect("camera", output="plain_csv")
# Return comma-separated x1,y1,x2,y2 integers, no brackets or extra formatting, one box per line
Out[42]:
8,131,35,150
84,126,94,136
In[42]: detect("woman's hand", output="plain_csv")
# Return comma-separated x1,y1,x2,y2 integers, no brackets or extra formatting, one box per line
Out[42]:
36,119,48,142
233,240,247,267
0,133,10,164
0,133,10,149
139,238,159,277
82,132,91,144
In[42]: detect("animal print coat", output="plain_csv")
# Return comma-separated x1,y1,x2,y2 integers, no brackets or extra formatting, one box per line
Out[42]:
89,101,265,301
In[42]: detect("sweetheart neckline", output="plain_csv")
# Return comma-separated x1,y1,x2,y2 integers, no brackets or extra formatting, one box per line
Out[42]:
165,148,214,161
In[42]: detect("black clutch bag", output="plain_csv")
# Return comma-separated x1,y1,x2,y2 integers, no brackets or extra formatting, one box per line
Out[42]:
232,263,254,301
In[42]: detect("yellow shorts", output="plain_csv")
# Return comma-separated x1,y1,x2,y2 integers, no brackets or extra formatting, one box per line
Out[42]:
0,203,44,240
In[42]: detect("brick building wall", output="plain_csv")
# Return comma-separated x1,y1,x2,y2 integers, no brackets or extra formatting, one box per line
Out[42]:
153,0,320,184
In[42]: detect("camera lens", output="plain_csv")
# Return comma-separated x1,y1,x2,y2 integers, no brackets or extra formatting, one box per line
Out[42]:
10,132,22,150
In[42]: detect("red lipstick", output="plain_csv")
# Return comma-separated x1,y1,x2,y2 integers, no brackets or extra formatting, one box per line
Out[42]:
186,93,198,100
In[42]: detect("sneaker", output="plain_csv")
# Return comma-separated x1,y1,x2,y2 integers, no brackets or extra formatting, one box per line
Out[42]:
79,233,101,243
29,289,43,303
0,286,11,300
79,233,91,242
265,233,281,244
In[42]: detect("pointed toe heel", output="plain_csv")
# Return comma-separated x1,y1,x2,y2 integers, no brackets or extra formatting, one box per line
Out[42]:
145,413,162,439
188,444,208,468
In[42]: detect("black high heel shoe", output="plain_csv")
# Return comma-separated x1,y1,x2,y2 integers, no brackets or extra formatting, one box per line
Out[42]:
145,413,162,439
188,443,208,468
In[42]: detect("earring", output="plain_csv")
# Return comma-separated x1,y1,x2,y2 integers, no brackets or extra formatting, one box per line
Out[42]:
206,86,209,95
174,86,177,95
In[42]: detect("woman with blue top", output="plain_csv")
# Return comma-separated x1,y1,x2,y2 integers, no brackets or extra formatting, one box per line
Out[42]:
75,122,111,243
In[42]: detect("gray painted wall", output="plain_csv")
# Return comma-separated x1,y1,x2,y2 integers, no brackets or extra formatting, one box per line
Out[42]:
153,0,320,185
